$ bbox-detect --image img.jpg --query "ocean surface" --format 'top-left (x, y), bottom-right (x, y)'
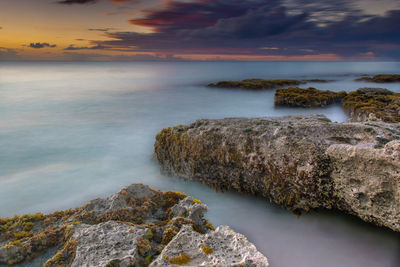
top-left (0, 61), bottom-right (399, 267)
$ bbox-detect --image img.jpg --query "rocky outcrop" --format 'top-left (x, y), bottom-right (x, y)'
top-left (356, 74), bottom-right (400, 83)
top-left (343, 88), bottom-right (400, 123)
top-left (0, 184), bottom-right (268, 266)
top-left (154, 115), bottom-right (400, 232)
top-left (274, 87), bottom-right (347, 108)
top-left (150, 225), bottom-right (268, 267)
top-left (207, 78), bottom-right (334, 90)
top-left (207, 78), bottom-right (304, 90)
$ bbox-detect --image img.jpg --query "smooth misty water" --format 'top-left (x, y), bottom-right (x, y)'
top-left (0, 61), bottom-right (399, 267)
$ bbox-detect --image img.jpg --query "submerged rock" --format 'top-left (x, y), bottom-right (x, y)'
top-left (274, 87), bottom-right (347, 108)
top-left (154, 115), bottom-right (400, 232)
top-left (343, 88), bottom-right (400, 123)
top-left (0, 184), bottom-right (268, 266)
top-left (207, 78), bottom-right (304, 90)
top-left (356, 74), bottom-right (400, 83)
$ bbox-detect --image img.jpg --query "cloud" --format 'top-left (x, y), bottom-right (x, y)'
top-left (57, 0), bottom-right (138, 4)
top-left (57, 0), bottom-right (98, 4)
top-left (62, 51), bottom-right (183, 61)
top-left (82, 0), bottom-right (400, 60)
top-left (29, 42), bottom-right (57, 49)
top-left (64, 44), bottom-right (108, 50)
top-left (88, 28), bottom-right (113, 32)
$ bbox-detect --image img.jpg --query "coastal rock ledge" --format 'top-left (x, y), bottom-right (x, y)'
top-left (0, 184), bottom-right (268, 266)
top-left (154, 114), bottom-right (400, 232)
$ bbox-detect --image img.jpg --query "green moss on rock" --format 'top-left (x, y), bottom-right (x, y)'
top-left (274, 87), bottom-right (347, 108)
top-left (355, 74), bottom-right (400, 83)
top-left (342, 88), bottom-right (400, 122)
top-left (208, 78), bottom-right (304, 90)
top-left (166, 253), bottom-right (191, 265)
top-left (0, 186), bottom-right (202, 266)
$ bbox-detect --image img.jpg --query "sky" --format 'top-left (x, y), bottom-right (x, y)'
top-left (0, 0), bottom-right (399, 61)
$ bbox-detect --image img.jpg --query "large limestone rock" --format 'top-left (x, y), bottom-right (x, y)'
top-left (154, 114), bottom-right (400, 232)
top-left (0, 184), bottom-right (268, 266)
top-left (328, 142), bottom-right (400, 231)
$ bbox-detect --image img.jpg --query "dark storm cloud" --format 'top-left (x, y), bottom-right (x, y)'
top-left (57, 0), bottom-right (138, 4)
top-left (94, 0), bottom-right (399, 59)
top-left (29, 42), bottom-right (57, 49)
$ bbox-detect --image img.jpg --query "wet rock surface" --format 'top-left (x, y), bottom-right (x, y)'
top-left (0, 184), bottom-right (268, 266)
top-left (274, 87), bottom-right (347, 108)
top-left (154, 114), bottom-right (400, 232)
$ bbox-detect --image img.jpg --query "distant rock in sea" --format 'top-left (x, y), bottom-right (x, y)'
top-left (274, 87), bottom-right (347, 108)
top-left (154, 114), bottom-right (400, 232)
top-left (0, 184), bottom-right (268, 266)
top-left (207, 78), bottom-right (304, 90)
top-left (207, 78), bottom-right (333, 90)
top-left (355, 74), bottom-right (400, 83)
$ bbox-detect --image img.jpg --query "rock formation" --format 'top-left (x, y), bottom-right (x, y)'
top-left (154, 115), bottom-right (400, 232)
top-left (0, 184), bottom-right (268, 266)
top-left (356, 74), bottom-right (400, 83)
top-left (343, 88), bottom-right (400, 123)
top-left (207, 78), bottom-right (334, 90)
top-left (274, 87), bottom-right (347, 108)
top-left (207, 78), bottom-right (304, 90)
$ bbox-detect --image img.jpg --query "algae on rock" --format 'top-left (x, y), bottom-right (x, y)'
top-left (154, 115), bottom-right (400, 232)
top-left (342, 88), bottom-right (400, 123)
top-left (0, 184), bottom-right (268, 266)
top-left (207, 78), bottom-right (304, 90)
top-left (356, 74), bottom-right (400, 83)
top-left (274, 87), bottom-right (347, 108)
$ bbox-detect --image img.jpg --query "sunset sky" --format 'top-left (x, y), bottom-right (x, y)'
top-left (1, 0), bottom-right (399, 61)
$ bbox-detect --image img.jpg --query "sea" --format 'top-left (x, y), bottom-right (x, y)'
top-left (0, 61), bottom-right (399, 267)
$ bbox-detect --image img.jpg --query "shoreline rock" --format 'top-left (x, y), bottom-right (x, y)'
top-left (154, 115), bottom-right (400, 232)
top-left (274, 87), bottom-right (347, 108)
top-left (355, 74), bottom-right (400, 83)
top-left (0, 184), bottom-right (268, 266)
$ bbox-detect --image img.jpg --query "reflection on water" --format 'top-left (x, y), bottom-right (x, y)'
top-left (0, 61), bottom-right (399, 267)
